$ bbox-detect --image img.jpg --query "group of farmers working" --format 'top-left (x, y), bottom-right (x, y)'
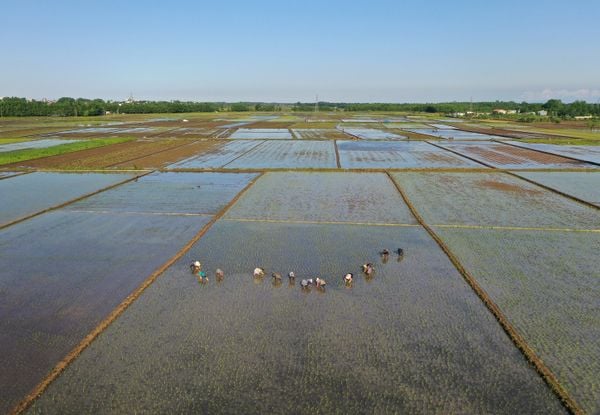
top-left (189, 248), bottom-right (403, 289)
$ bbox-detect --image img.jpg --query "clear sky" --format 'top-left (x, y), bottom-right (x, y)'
top-left (1, 0), bottom-right (599, 102)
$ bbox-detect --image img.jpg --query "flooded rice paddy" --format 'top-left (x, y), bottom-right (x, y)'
top-left (65, 172), bottom-right (258, 215)
top-left (436, 141), bottom-right (595, 169)
top-left (229, 128), bottom-right (293, 139)
top-left (225, 140), bottom-right (337, 169)
top-left (337, 140), bottom-right (482, 168)
top-left (433, 227), bottom-right (600, 414)
top-left (513, 171), bottom-right (600, 206)
top-left (27, 221), bottom-right (565, 414)
top-left (225, 172), bottom-right (416, 224)
top-left (0, 210), bottom-right (211, 414)
top-left (340, 127), bottom-right (406, 140)
top-left (291, 129), bottom-right (350, 139)
top-left (0, 172), bottom-right (134, 226)
top-left (393, 171), bottom-right (600, 229)
top-left (506, 141), bottom-right (600, 165)
top-left (0, 138), bottom-right (81, 153)
top-left (168, 140), bottom-right (265, 169)
top-left (406, 129), bottom-right (506, 140)
top-left (3, 116), bottom-right (600, 413)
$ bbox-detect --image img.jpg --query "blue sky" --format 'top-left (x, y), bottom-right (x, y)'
top-left (1, 0), bottom-right (599, 102)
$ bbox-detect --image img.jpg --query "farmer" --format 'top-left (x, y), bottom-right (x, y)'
top-left (191, 261), bottom-right (208, 283)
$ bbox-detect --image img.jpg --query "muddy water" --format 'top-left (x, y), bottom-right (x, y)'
top-left (28, 221), bottom-right (565, 414)
top-left (0, 172), bottom-right (134, 225)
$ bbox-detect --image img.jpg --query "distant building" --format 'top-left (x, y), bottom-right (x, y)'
top-left (537, 110), bottom-right (548, 116)
top-left (506, 109), bottom-right (517, 114)
top-left (493, 109), bottom-right (507, 114)
top-left (574, 115), bottom-right (593, 120)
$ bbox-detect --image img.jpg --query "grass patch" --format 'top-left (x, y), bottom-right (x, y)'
top-left (0, 137), bottom-right (133, 166)
top-left (0, 138), bottom-right (30, 144)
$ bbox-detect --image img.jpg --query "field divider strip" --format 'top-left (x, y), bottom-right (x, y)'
top-left (220, 140), bottom-right (267, 168)
top-left (432, 223), bottom-right (599, 233)
top-left (222, 217), bottom-right (420, 227)
top-left (0, 171), bottom-right (31, 180)
top-left (65, 209), bottom-right (215, 217)
top-left (10, 171), bottom-right (265, 415)
top-left (495, 140), bottom-right (600, 167)
top-left (333, 140), bottom-right (341, 168)
top-left (0, 171), bottom-right (153, 232)
top-left (385, 171), bottom-right (583, 415)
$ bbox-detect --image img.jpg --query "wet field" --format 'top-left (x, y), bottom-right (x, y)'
top-left (2, 115), bottom-right (600, 414)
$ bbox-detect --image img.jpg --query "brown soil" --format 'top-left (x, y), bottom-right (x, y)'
top-left (476, 179), bottom-right (543, 195)
top-left (10, 139), bottom-right (208, 169)
top-left (111, 140), bottom-right (220, 168)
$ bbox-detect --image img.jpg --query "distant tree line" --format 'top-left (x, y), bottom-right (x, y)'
top-left (291, 100), bottom-right (600, 118)
top-left (0, 97), bottom-right (598, 118)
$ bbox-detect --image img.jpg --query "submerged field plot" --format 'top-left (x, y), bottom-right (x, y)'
top-left (27, 221), bottom-right (564, 414)
top-left (228, 128), bottom-right (292, 139)
top-left (225, 140), bottom-right (337, 169)
top-left (168, 140), bottom-right (265, 169)
top-left (513, 171), bottom-right (600, 206)
top-left (65, 172), bottom-right (259, 215)
top-left (225, 172), bottom-right (416, 224)
top-left (432, 228), bottom-right (600, 414)
top-left (392, 171), bottom-right (600, 229)
top-left (505, 141), bottom-right (600, 165)
top-left (0, 172), bottom-right (258, 414)
top-left (406, 129), bottom-right (506, 140)
top-left (435, 141), bottom-right (594, 169)
top-left (337, 140), bottom-right (483, 169)
top-left (339, 127), bottom-right (406, 140)
top-left (291, 129), bottom-right (350, 139)
top-left (0, 172), bottom-right (135, 226)
top-left (0, 211), bottom-right (211, 414)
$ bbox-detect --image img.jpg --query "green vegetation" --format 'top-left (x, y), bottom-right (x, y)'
top-left (2, 97), bottom-right (599, 119)
top-left (0, 138), bottom-right (29, 144)
top-left (0, 137), bottom-right (132, 166)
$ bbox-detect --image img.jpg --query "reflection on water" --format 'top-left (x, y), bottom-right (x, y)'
top-left (29, 221), bottom-right (565, 414)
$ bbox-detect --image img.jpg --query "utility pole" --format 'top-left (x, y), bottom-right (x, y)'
top-left (314, 94), bottom-right (319, 113)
